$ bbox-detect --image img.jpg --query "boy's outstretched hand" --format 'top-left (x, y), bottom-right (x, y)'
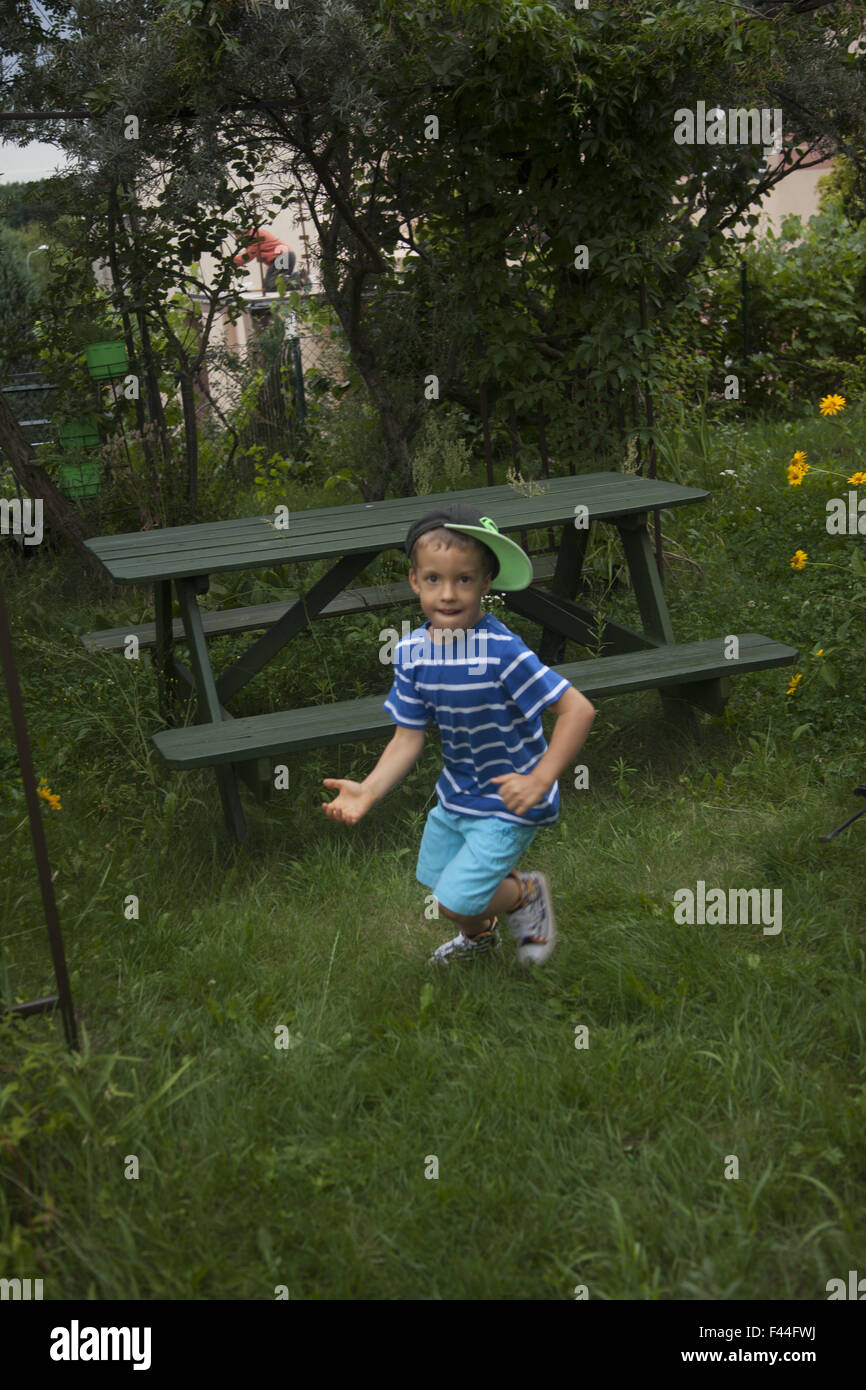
top-left (321, 778), bottom-right (375, 825)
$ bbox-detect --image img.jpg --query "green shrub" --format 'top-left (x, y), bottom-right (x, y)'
top-left (409, 407), bottom-right (473, 495)
top-left (712, 204), bottom-right (866, 414)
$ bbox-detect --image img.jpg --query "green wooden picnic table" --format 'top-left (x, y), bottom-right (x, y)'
top-left (82, 473), bottom-right (798, 842)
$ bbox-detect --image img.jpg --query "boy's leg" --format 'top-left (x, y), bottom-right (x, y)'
top-left (433, 812), bottom-right (556, 964)
top-left (426, 813), bottom-right (540, 962)
top-left (439, 871), bottom-right (526, 936)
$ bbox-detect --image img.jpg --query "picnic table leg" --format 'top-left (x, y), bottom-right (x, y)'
top-left (164, 650), bottom-right (275, 806)
top-left (175, 576), bottom-right (247, 842)
top-left (154, 580), bottom-right (179, 721)
top-left (538, 523), bottom-right (590, 666)
top-left (617, 516), bottom-right (700, 733)
top-left (617, 516), bottom-right (675, 644)
top-left (215, 548), bottom-right (380, 706)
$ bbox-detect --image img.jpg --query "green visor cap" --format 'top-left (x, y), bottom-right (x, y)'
top-left (405, 505), bottom-right (533, 591)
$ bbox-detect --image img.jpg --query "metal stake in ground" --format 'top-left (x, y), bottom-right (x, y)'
top-left (818, 784), bottom-right (866, 842)
top-left (0, 575), bottom-right (78, 1050)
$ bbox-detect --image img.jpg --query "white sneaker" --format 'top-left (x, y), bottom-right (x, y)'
top-left (508, 872), bottom-right (557, 965)
top-left (428, 920), bottom-right (501, 965)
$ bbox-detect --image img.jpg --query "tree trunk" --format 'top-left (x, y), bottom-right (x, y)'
top-left (319, 256), bottom-right (419, 500)
top-left (347, 344), bottom-right (415, 500)
top-left (107, 183), bottom-right (156, 482)
top-left (179, 375), bottom-right (199, 517)
top-left (118, 182), bottom-right (173, 468)
top-left (0, 389), bottom-right (105, 578)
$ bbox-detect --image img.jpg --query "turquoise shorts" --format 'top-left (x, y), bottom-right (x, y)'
top-left (416, 801), bottom-right (539, 917)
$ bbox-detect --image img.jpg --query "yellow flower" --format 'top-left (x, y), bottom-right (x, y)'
top-left (791, 550), bottom-right (808, 570)
top-left (847, 471), bottom-right (866, 486)
top-left (786, 673), bottom-right (803, 694)
top-left (37, 780), bottom-right (62, 811)
top-left (787, 463), bottom-right (809, 485)
top-left (819, 394), bottom-right (845, 415)
top-left (791, 450), bottom-right (807, 467)
top-left (816, 649), bottom-right (823, 656)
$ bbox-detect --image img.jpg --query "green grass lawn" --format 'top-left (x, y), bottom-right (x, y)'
top-left (1, 408), bottom-right (864, 1299)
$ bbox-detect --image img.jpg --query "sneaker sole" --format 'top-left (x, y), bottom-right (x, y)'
top-left (516, 874), bottom-right (557, 966)
top-left (429, 927), bottom-right (502, 965)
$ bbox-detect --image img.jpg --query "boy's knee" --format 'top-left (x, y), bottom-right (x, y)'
top-left (439, 901), bottom-right (476, 925)
top-left (438, 901), bottom-right (463, 922)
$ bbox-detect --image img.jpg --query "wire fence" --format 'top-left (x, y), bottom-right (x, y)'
top-left (201, 292), bottom-right (346, 471)
top-left (0, 291), bottom-right (342, 523)
top-left (1, 369), bottom-right (57, 450)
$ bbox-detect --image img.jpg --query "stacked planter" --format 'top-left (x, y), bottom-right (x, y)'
top-left (57, 416), bottom-right (101, 498)
top-left (56, 342), bottom-right (128, 499)
top-left (84, 341), bottom-right (129, 380)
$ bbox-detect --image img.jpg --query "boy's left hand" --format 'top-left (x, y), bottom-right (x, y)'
top-left (489, 771), bottom-right (549, 815)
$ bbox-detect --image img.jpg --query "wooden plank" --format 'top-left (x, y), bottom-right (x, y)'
top-left (80, 557), bottom-right (560, 652)
top-left (154, 579), bottom-right (174, 719)
top-left (617, 516), bottom-right (675, 645)
top-left (85, 476), bottom-right (706, 554)
top-left (165, 654), bottom-right (274, 802)
top-left (152, 633), bottom-right (798, 768)
top-left (505, 586), bottom-right (655, 657)
top-left (215, 549), bottom-right (382, 705)
top-left (88, 481), bottom-right (707, 562)
top-left (538, 521), bottom-right (589, 666)
top-left (81, 582), bottom-right (416, 651)
top-left (663, 675), bottom-right (731, 717)
top-left (84, 476), bottom-right (710, 583)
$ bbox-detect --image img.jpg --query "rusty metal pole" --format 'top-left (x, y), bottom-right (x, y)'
top-left (0, 574), bottom-right (78, 1051)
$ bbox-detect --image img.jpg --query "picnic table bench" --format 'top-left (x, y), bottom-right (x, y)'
top-left (81, 474), bottom-right (798, 842)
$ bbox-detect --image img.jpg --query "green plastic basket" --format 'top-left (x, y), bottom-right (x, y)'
top-left (85, 340), bottom-right (128, 379)
top-left (58, 459), bottom-right (101, 500)
top-left (58, 416), bottom-right (100, 449)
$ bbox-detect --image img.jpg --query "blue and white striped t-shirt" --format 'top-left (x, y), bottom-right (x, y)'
top-left (383, 612), bottom-right (572, 826)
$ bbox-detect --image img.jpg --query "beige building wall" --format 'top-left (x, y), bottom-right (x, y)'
top-left (200, 198), bottom-right (319, 353)
top-left (195, 186), bottom-right (323, 415)
top-left (729, 147), bottom-right (837, 242)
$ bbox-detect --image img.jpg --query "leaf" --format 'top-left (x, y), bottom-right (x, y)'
top-left (257, 1226), bottom-right (274, 1268)
top-left (128, 1057), bottom-right (202, 1123)
top-left (818, 662), bottom-right (838, 689)
top-left (418, 982), bottom-right (434, 1028)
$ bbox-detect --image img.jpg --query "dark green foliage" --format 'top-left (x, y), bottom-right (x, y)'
top-left (0, 179), bottom-right (63, 231)
top-left (710, 205), bottom-right (866, 414)
top-left (0, 224), bottom-right (35, 370)
top-left (4, 0), bottom-right (863, 502)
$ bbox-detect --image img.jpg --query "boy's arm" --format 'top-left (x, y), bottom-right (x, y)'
top-left (361, 725), bottom-right (426, 804)
top-left (491, 686), bottom-right (595, 814)
top-left (322, 724), bottom-right (426, 823)
top-left (529, 686), bottom-right (595, 793)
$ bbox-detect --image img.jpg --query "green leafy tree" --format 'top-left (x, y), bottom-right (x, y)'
top-left (0, 223), bottom-right (35, 372)
top-left (817, 144), bottom-right (866, 226)
top-left (3, 0), bottom-right (865, 505)
top-left (0, 178), bottom-right (62, 232)
top-left (709, 202), bottom-right (866, 410)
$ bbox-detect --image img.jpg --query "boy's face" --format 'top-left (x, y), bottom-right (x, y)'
top-left (409, 536), bottom-right (492, 635)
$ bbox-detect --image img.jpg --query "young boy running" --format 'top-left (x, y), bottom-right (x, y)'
top-left (321, 504), bottom-right (596, 965)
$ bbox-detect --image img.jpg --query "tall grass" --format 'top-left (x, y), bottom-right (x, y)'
top-left (1, 415), bottom-right (864, 1299)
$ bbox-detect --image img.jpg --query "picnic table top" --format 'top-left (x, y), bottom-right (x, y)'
top-left (84, 473), bottom-right (709, 584)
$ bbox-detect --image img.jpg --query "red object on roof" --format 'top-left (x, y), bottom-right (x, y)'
top-left (233, 227), bottom-right (292, 266)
